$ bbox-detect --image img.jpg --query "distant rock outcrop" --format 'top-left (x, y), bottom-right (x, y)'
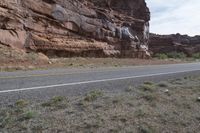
top-left (0, 0), bottom-right (150, 58)
top-left (149, 33), bottom-right (200, 56)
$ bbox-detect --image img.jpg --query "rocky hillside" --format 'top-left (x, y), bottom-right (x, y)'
top-left (0, 0), bottom-right (150, 58)
top-left (149, 33), bottom-right (200, 56)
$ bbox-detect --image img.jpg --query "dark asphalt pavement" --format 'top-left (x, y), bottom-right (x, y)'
top-left (0, 63), bottom-right (200, 106)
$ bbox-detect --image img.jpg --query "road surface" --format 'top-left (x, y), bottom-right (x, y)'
top-left (0, 63), bottom-right (200, 106)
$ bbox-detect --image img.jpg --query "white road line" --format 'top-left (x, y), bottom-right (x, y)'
top-left (0, 69), bottom-right (200, 94)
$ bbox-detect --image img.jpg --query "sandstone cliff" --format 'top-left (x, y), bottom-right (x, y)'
top-left (149, 33), bottom-right (200, 56)
top-left (0, 0), bottom-right (150, 58)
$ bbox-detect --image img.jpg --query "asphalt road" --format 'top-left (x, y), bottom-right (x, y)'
top-left (1, 62), bottom-right (200, 106)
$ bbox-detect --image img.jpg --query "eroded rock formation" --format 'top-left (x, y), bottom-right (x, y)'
top-left (149, 33), bottom-right (200, 56)
top-left (0, 0), bottom-right (150, 58)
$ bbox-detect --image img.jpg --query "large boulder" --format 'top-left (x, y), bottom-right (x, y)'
top-left (0, 0), bottom-right (150, 58)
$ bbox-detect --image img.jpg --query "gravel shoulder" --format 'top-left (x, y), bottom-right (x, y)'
top-left (1, 75), bottom-right (200, 132)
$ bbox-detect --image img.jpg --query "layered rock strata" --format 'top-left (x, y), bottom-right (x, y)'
top-left (0, 0), bottom-right (150, 58)
top-left (149, 33), bottom-right (200, 56)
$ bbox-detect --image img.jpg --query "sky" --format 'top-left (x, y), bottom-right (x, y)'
top-left (146, 0), bottom-right (200, 36)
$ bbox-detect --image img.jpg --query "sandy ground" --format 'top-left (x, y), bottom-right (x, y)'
top-left (2, 43), bottom-right (200, 72)
top-left (0, 55), bottom-right (190, 72)
top-left (0, 75), bottom-right (200, 132)
top-left (0, 44), bottom-right (195, 72)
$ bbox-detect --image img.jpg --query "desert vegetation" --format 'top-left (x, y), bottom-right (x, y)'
top-left (1, 76), bottom-right (200, 132)
top-left (154, 52), bottom-right (186, 59)
top-left (154, 52), bottom-right (200, 60)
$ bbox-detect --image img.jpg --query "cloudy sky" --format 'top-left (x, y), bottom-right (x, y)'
top-left (146, 0), bottom-right (200, 36)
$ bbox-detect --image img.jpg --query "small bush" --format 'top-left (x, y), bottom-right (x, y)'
top-left (157, 82), bottom-right (169, 88)
top-left (23, 111), bottom-right (37, 120)
top-left (144, 81), bottom-right (154, 86)
top-left (142, 94), bottom-right (157, 102)
top-left (154, 52), bottom-right (187, 59)
top-left (51, 96), bottom-right (65, 103)
top-left (135, 109), bottom-right (146, 117)
top-left (125, 86), bottom-right (135, 92)
top-left (192, 53), bottom-right (200, 59)
top-left (154, 53), bottom-right (168, 59)
top-left (84, 90), bottom-right (103, 102)
top-left (17, 110), bottom-right (37, 121)
top-left (167, 52), bottom-right (186, 59)
top-left (15, 99), bottom-right (29, 108)
top-left (26, 52), bottom-right (38, 61)
top-left (139, 84), bottom-right (155, 92)
top-left (41, 96), bottom-right (67, 107)
top-left (19, 111), bottom-right (37, 121)
top-left (138, 124), bottom-right (155, 133)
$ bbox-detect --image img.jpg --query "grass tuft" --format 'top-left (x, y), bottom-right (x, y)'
top-left (41, 96), bottom-right (68, 108)
top-left (15, 99), bottom-right (29, 108)
top-left (138, 124), bottom-right (155, 133)
top-left (84, 90), bottom-right (103, 102)
top-left (125, 86), bottom-right (135, 92)
top-left (139, 84), bottom-right (155, 92)
top-left (135, 109), bottom-right (146, 118)
top-left (23, 111), bottom-right (37, 120)
top-left (157, 82), bottom-right (169, 88)
top-left (144, 81), bottom-right (154, 85)
top-left (142, 93), bottom-right (157, 102)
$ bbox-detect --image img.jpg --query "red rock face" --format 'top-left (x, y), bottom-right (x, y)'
top-left (0, 0), bottom-right (150, 58)
top-left (149, 33), bottom-right (200, 56)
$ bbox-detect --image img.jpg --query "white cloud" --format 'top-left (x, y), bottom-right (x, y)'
top-left (146, 0), bottom-right (200, 36)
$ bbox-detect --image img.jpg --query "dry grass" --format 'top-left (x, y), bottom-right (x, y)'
top-left (0, 43), bottom-right (191, 72)
top-left (1, 76), bottom-right (200, 133)
top-left (0, 45), bottom-right (49, 72)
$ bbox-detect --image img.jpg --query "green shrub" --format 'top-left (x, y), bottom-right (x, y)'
top-left (138, 124), bottom-right (155, 133)
top-left (139, 84), bottom-right (155, 92)
top-left (157, 82), bottom-right (169, 88)
top-left (154, 52), bottom-right (187, 59)
top-left (154, 53), bottom-right (168, 59)
top-left (15, 99), bottom-right (29, 108)
top-left (41, 96), bottom-right (67, 107)
top-left (18, 111), bottom-right (37, 121)
top-left (84, 90), bottom-right (103, 102)
top-left (144, 81), bottom-right (154, 86)
top-left (23, 111), bottom-right (37, 120)
top-left (166, 52), bottom-right (186, 59)
top-left (135, 109), bottom-right (146, 117)
top-left (125, 86), bottom-right (135, 92)
top-left (192, 53), bottom-right (200, 59)
top-left (142, 94), bottom-right (157, 102)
